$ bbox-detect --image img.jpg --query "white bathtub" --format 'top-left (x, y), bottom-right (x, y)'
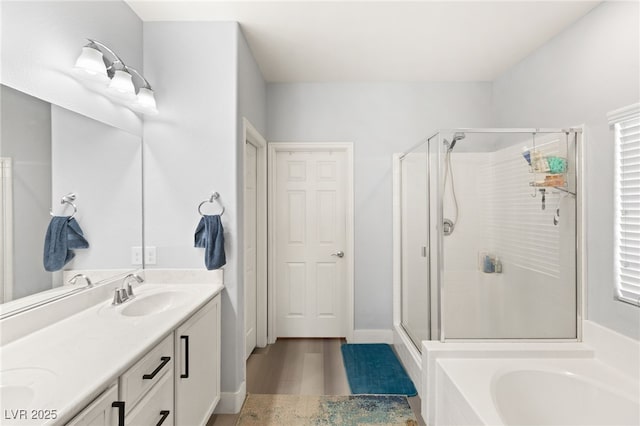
top-left (435, 358), bottom-right (640, 426)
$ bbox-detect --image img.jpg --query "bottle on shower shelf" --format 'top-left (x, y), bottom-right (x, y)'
top-left (522, 147), bottom-right (531, 166)
top-left (483, 254), bottom-right (495, 273)
top-left (531, 150), bottom-right (550, 173)
top-left (495, 257), bottom-right (503, 274)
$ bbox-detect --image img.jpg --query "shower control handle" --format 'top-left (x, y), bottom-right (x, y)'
top-left (443, 219), bottom-right (455, 236)
top-left (331, 251), bottom-right (344, 258)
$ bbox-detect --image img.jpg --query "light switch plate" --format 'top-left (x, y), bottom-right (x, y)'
top-left (145, 246), bottom-right (157, 265)
top-left (131, 247), bottom-right (143, 265)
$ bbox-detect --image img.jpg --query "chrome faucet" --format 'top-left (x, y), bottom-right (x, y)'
top-left (123, 273), bottom-right (144, 298)
top-left (113, 273), bottom-right (144, 305)
top-left (68, 273), bottom-right (93, 288)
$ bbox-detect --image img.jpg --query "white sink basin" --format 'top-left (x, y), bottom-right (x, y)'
top-left (119, 291), bottom-right (190, 317)
top-left (0, 368), bottom-right (57, 411)
top-left (1, 385), bottom-right (35, 407)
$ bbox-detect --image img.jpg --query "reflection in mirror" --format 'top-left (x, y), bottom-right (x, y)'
top-left (0, 84), bottom-right (142, 312)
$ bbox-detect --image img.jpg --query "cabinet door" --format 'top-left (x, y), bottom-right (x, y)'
top-left (174, 296), bottom-right (220, 426)
top-left (66, 383), bottom-right (121, 426)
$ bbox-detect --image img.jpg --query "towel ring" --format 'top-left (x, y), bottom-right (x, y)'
top-left (198, 192), bottom-right (225, 216)
top-left (50, 193), bottom-right (77, 219)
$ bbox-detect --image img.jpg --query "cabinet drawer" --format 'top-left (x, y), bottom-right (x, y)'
top-left (120, 334), bottom-right (173, 413)
top-left (125, 369), bottom-right (174, 426)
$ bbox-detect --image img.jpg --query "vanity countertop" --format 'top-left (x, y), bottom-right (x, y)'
top-left (0, 280), bottom-right (224, 425)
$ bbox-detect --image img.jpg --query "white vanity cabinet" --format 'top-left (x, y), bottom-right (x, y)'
top-left (120, 334), bottom-right (174, 425)
top-left (68, 295), bottom-right (221, 426)
top-left (174, 296), bottom-right (221, 426)
top-left (67, 334), bottom-right (175, 426)
top-left (5, 282), bottom-right (225, 426)
top-left (66, 383), bottom-right (120, 426)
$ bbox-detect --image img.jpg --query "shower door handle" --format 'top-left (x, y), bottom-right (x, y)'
top-left (331, 251), bottom-right (344, 258)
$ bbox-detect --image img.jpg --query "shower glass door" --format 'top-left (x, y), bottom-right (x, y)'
top-left (399, 143), bottom-right (430, 349)
top-left (434, 130), bottom-right (580, 340)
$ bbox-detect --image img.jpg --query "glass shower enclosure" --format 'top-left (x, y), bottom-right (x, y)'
top-left (398, 141), bottom-right (431, 346)
top-left (398, 128), bottom-right (582, 349)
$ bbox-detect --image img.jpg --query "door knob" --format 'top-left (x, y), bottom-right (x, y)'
top-left (331, 251), bottom-right (345, 258)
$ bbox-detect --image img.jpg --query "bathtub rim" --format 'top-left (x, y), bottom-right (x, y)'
top-left (421, 340), bottom-right (594, 426)
top-left (437, 357), bottom-right (640, 426)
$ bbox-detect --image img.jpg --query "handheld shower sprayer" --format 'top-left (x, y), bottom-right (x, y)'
top-left (448, 132), bottom-right (466, 151)
top-left (443, 132), bottom-right (465, 236)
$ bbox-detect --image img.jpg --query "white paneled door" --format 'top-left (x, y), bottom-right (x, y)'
top-left (245, 141), bottom-right (258, 358)
top-left (274, 150), bottom-right (347, 337)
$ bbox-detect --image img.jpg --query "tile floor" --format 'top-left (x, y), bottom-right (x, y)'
top-left (207, 338), bottom-right (424, 425)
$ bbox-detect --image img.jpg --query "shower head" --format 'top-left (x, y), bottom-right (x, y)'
top-left (448, 132), bottom-right (466, 151)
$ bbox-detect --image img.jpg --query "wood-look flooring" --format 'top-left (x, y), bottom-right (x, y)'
top-left (207, 338), bottom-right (425, 426)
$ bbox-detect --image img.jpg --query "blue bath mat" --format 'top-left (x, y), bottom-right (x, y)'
top-left (341, 343), bottom-right (417, 396)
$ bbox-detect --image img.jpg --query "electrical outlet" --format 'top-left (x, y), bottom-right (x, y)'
top-left (131, 247), bottom-right (143, 265)
top-left (145, 246), bottom-right (157, 265)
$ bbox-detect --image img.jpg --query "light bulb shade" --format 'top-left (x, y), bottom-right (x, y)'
top-left (107, 70), bottom-right (136, 101)
top-left (132, 87), bottom-right (159, 115)
top-left (74, 46), bottom-right (109, 84)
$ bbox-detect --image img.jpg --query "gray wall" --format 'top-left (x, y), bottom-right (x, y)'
top-left (267, 82), bottom-right (493, 329)
top-left (1, 0), bottom-right (143, 136)
top-left (238, 30), bottom-right (267, 137)
top-left (237, 24), bottom-right (267, 383)
top-left (144, 21), bottom-right (267, 398)
top-left (492, 1), bottom-right (640, 339)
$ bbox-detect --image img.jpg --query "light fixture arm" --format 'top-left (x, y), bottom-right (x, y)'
top-left (86, 39), bottom-right (152, 91)
top-left (127, 67), bottom-right (153, 90)
top-left (86, 38), bottom-right (127, 70)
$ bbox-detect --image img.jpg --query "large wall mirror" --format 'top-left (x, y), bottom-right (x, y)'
top-left (0, 84), bottom-right (142, 313)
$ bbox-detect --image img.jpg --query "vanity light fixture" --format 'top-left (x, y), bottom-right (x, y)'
top-left (108, 70), bottom-right (136, 101)
top-left (74, 43), bottom-right (109, 84)
top-left (73, 39), bottom-right (158, 115)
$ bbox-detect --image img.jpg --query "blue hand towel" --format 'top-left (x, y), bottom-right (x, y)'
top-left (43, 217), bottom-right (89, 272)
top-left (194, 215), bottom-right (226, 270)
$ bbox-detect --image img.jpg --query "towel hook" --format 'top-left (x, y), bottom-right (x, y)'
top-left (198, 192), bottom-right (225, 216)
top-left (50, 193), bottom-right (77, 219)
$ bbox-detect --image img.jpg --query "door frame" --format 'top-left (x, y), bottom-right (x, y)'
top-left (267, 142), bottom-right (354, 343)
top-left (243, 118), bottom-right (268, 351)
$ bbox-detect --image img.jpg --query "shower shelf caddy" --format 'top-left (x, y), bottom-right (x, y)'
top-left (525, 132), bottom-right (576, 197)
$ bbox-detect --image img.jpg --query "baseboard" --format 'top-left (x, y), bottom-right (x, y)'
top-left (214, 380), bottom-right (246, 414)
top-left (349, 329), bottom-right (394, 344)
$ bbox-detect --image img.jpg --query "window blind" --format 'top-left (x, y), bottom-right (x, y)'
top-left (610, 103), bottom-right (640, 306)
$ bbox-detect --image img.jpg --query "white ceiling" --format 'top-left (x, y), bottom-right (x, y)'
top-left (126, 1), bottom-right (600, 82)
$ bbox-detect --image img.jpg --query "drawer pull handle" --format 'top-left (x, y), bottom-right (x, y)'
top-left (143, 356), bottom-right (171, 380)
top-left (157, 410), bottom-right (170, 426)
top-left (111, 401), bottom-right (125, 426)
top-left (180, 335), bottom-right (190, 378)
